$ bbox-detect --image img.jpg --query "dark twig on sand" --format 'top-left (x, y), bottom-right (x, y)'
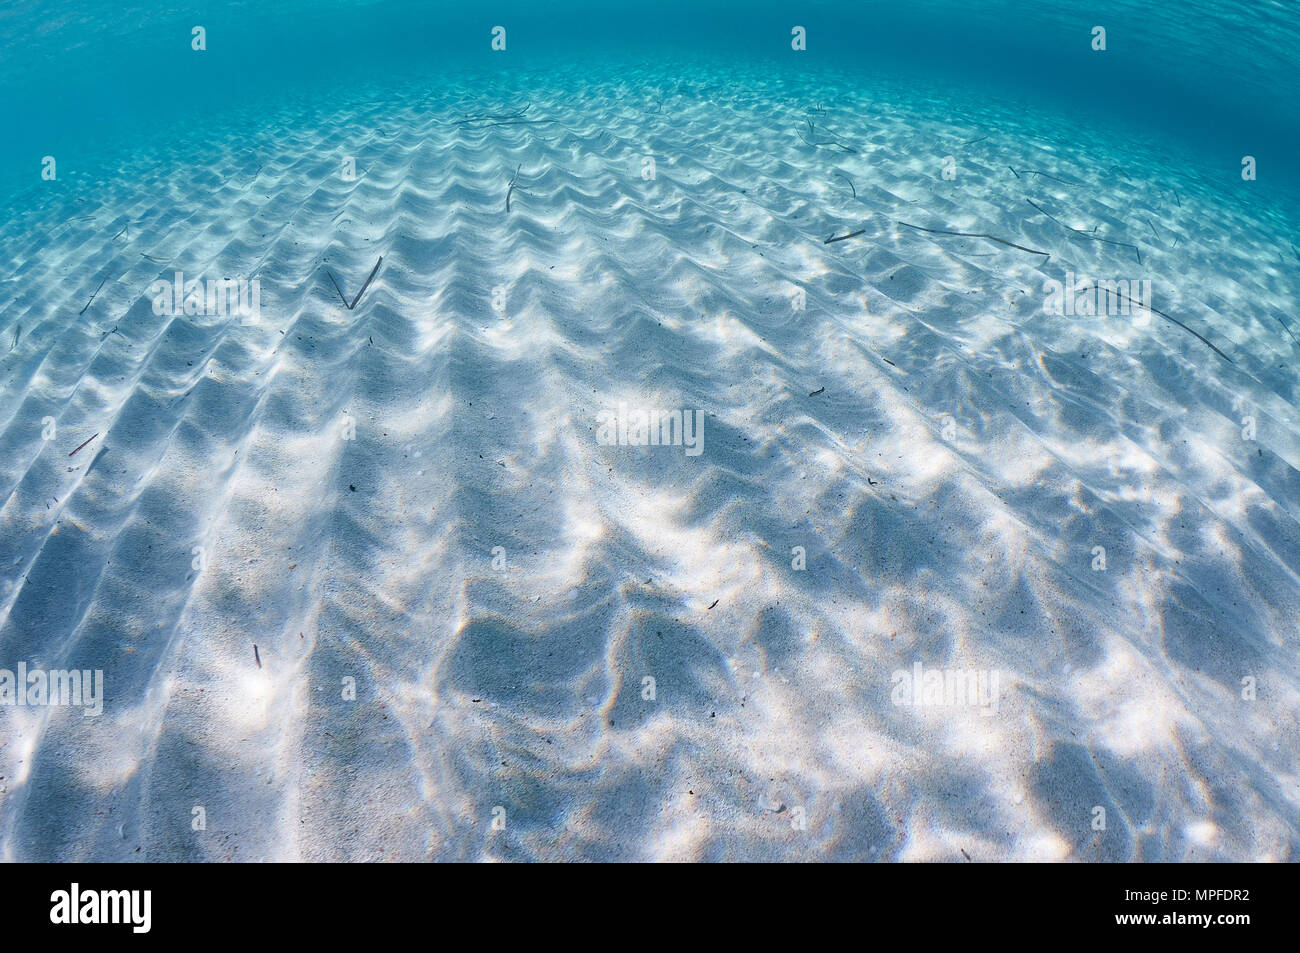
top-left (1271, 312), bottom-right (1300, 351)
top-left (1025, 199), bottom-right (1142, 264)
top-left (1008, 166), bottom-right (1021, 179)
top-left (506, 164), bottom-right (522, 213)
top-left (254, 644), bottom-right (261, 669)
top-left (453, 104), bottom-right (532, 125)
top-left (962, 135), bottom-right (988, 145)
top-left (798, 119), bottom-right (858, 153)
top-left (452, 104), bottom-right (555, 131)
top-left (349, 257), bottom-right (382, 310)
top-left (824, 229), bottom-right (865, 244)
top-left (809, 386), bottom-right (825, 396)
top-left (834, 171), bottom-right (856, 198)
top-left (9, 324), bottom-right (18, 351)
top-left (69, 433), bottom-right (98, 458)
top-left (1145, 218), bottom-right (1161, 242)
top-left (1024, 199), bottom-right (1067, 230)
top-left (79, 273), bottom-right (109, 316)
top-left (897, 221), bottom-right (1050, 260)
top-left (326, 257), bottom-right (384, 310)
top-left (1013, 169), bottom-right (1076, 186)
top-left (326, 270), bottom-right (349, 308)
top-left (1108, 288), bottom-right (1234, 366)
top-left (468, 119), bottom-right (552, 129)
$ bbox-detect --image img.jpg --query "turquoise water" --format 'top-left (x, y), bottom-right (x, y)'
top-left (2, 1), bottom-right (1297, 207)
top-left (2, 2), bottom-right (1299, 862)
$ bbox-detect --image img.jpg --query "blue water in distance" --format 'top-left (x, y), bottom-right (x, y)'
top-left (1, 1), bottom-right (1296, 211)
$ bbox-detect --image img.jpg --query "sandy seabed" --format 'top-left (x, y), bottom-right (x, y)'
top-left (1, 62), bottom-right (1298, 861)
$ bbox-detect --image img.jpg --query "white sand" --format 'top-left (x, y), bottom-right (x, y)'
top-left (1, 62), bottom-right (1298, 861)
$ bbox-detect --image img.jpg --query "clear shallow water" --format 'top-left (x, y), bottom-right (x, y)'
top-left (1, 0), bottom-right (1298, 205)
top-left (0, 4), bottom-right (1298, 862)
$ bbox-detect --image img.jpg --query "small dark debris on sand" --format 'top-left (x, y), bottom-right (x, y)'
top-left (898, 220), bottom-right (1050, 260)
top-left (809, 386), bottom-right (825, 396)
top-left (79, 273), bottom-right (109, 316)
top-left (1025, 199), bottom-right (1141, 264)
top-left (452, 104), bottom-right (552, 129)
top-left (798, 119), bottom-right (858, 153)
top-left (326, 257), bottom-right (383, 310)
top-left (1108, 288), bottom-right (1234, 365)
top-left (506, 164), bottom-right (522, 213)
top-left (1014, 168), bottom-right (1076, 185)
top-left (69, 433), bottom-right (99, 458)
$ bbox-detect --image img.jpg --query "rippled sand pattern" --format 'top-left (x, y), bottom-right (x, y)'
top-left (1, 64), bottom-right (1298, 860)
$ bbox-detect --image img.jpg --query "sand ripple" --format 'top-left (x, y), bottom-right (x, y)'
top-left (1, 63), bottom-right (1298, 860)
